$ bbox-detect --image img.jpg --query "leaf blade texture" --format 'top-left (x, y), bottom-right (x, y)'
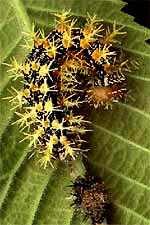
top-left (0, 0), bottom-right (150, 224)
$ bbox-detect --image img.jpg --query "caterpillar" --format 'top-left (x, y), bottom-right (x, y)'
top-left (5, 10), bottom-right (132, 167)
top-left (71, 176), bottom-right (110, 225)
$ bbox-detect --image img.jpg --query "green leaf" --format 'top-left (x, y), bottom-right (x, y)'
top-left (0, 0), bottom-right (150, 225)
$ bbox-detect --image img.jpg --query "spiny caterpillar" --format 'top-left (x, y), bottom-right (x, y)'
top-left (71, 176), bottom-right (110, 225)
top-left (5, 11), bottom-right (133, 167)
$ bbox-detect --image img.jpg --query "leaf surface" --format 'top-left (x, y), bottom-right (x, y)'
top-left (0, 0), bottom-right (150, 224)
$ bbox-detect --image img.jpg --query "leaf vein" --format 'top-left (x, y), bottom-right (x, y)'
top-left (25, 6), bottom-right (150, 36)
top-left (88, 159), bottom-right (150, 191)
top-left (118, 102), bottom-right (150, 119)
top-left (115, 203), bottom-right (150, 223)
top-left (93, 124), bottom-right (150, 154)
